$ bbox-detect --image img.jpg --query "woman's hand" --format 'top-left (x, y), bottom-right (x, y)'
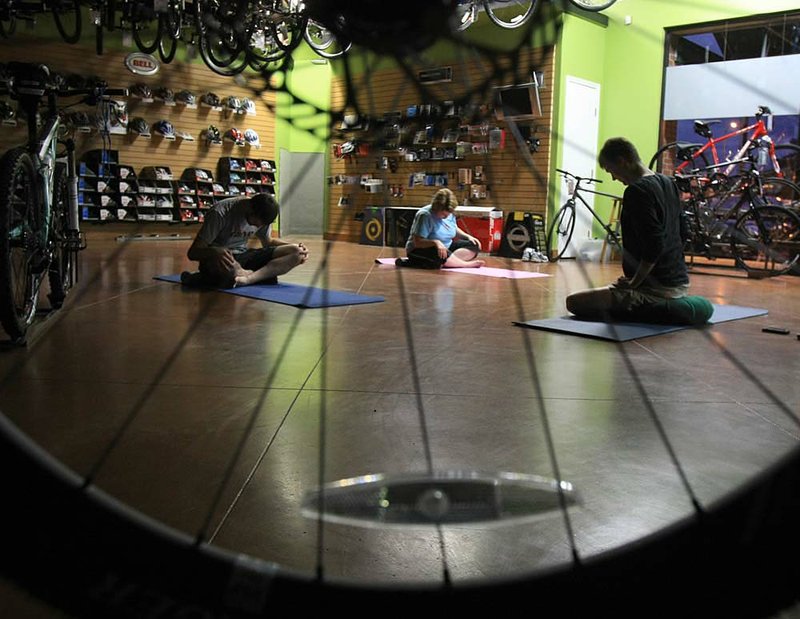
top-left (468, 235), bottom-right (482, 251)
top-left (435, 240), bottom-right (448, 259)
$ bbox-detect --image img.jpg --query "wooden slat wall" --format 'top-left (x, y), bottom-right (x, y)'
top-left (0, 37), bottom-right (276, 191)
top-left (326, 46), bottom-right (555, 242)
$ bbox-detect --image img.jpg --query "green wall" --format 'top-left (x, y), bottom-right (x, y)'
top-left (553, 0), bottom-right (800, 231)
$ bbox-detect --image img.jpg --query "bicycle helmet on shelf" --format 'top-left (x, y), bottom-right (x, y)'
top-left (241, 98), bottom-right (256, 115)
top-left (205, 125), bottom-right (221, 142)
top-left (130, 83), bottom-right (152, 99)
top-left (109, 101), bottom-right (128, 128)
top-left (129, 117), bottom-right (150, 135)
top-left (179, 194), bottom-right (195, 205)
top-left (155, 87), bottom-right (175, 103)
top-left (229, 159), bottom-right (242, 170)
top-left (244, 128), bottom-right (260, 147)
top-left (225, 96), bottom-right (241, 112)
top-left (201, 92), bottom-right (220, 107)
top-left (228, 172), bottom-right (242, 183)
top-left (228, 185), bottom-right (241, 195)
top-left (244, 159), bottom-right (257, 171)
top-left (176, 90), bottom-right (196, 105)
top-left (153, 119), bottom-right (175, 137)
top-left (225, 127), bottom-right (245, 145)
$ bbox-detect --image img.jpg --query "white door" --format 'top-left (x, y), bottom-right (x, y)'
top-left (558, 76), bottom-right (601, 258)
top-left (279, 149), bottom-right (325, 235)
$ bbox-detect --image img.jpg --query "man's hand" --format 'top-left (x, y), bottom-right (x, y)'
top-left (212, 248), bottom-right (236, 272)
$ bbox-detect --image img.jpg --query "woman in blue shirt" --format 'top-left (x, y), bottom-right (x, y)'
top-left (402, 188), bottom-right (485, 268)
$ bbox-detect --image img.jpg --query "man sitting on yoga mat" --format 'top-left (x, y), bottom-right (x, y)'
top-left (399, 188), bottom-right (486, 269)
top-left (566, 137), bottom-right (712, 326)
top-left (182, 193), bottom-right (308, 287)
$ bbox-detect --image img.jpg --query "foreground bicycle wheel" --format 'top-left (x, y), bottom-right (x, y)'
top-left (730, 205), bottom-right (800, 277)
top-left (546, 201), bottom-right (576, 261)
top-left (0, 148), bottom-right (44, 342)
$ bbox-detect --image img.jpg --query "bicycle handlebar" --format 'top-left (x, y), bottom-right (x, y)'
top-left (556, 168), bottom-right (602, 184)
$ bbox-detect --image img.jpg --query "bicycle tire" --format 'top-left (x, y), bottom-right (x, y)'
top-left (303, 20), bottom-right (352, 59)
top-left (161, 4), bottom-right (182, 41)
top-left (546, 201), bottom-right (576, 261)
top-left (648, 141), bottom-right (710, 173)
top-left (730, 205), bottom-right (800, 277)
top-left (47, 164), bottom-right (72, 309)
top-left (51, 0), bottom-right (82, 44)
top-left (773, 143), bottom-right (800, 186)
top-left (482, 0), bottom-right (538, 29)
top-left (132, 17), bottom-right (162, 54)
top-left (199, 31), bottom-right (248, 76)
top-left (567, 0), bottom-right (617, 11)
top-left (158, 22), bottom-right (178, 64)
top-left (760, 177), bottom-right (800, 212)
top-left (0, 148), bottom-right (43, 342)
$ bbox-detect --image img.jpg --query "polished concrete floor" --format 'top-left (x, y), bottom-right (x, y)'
top-left (1, 227), bottom-right (799, 615)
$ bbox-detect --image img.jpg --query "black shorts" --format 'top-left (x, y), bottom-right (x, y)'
top-left (198, 247), bottom-right (276, 287)
top-left (235, 247), bottom-right (276, 270)
top-left (407, 239), bottom-right (479, 269)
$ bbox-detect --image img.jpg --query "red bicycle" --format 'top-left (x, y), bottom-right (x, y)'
top-left (649, 105), bottom-right (800, 180)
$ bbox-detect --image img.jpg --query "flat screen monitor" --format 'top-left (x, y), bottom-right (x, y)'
top-left (494, 82), bottom-right (541, 122)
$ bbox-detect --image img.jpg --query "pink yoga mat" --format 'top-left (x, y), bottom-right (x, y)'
top-left (374, 258), bottom-right (549, 279)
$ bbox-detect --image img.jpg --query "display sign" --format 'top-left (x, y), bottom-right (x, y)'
top-left (418, 67), bottom-right (452, 84)
top-left (125, 53), bottom-right (160, 76)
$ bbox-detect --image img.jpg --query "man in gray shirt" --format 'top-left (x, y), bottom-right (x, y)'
top-left (183, 193), bottom-right (308, 287)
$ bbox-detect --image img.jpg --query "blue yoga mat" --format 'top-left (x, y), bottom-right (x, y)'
top-left (513, 304), bottom-right (768, 342)
top-left (154, 275), bottom-right (384, 309)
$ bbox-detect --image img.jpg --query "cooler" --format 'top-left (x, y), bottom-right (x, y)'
top-left (455, 205), bottom-right (503, 254)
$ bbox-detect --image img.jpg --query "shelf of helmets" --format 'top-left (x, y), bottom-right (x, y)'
top-left (178, 168), bottom-right (228, 223)
top-left (217, 157), bottom-right (277, 200)
top-left (126, 88), bottom-right (259, 147)
top-left (78, 150), bottom-right (140, 223)
top-left (136, 166), bottom-right (178, 222)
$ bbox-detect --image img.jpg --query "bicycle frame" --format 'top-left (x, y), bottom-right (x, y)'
top-left (675, 108), bottom-right (781, 177)
top-left (564, 173), bottom-right (622, 248)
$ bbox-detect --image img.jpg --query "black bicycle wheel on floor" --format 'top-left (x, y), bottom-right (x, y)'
top-left (0, 148), bottom-right (44, 342)
top-left (648, 141), bottom-right (710, 173)
top-left (730, 205), bottom-right (800, 277)
top-left (546, 201), bottom-right (576, 261)
top-left (47, 164), bottom-right (73, 309)
top-left (482, 0), bottom-right (539, 29)
top-left (50, 0), bottom-right (82, 44)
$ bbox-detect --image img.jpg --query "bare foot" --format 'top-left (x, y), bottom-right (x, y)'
top-left (469, 260), bottom-right (485, 268)
top-left (234, 272), bottom-right (254, 287)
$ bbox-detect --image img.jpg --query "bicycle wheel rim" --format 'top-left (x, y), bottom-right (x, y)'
top-left (546, 203), bottom-right (575, 261)
top-left (51, 0), bottom-right (82, 44)
top-left (730, 205), bottom-right (800, 276)
top-left (566, 0), bottom-right (617, 11)
top-left (483, 0), bottom-right (538, 29)
top-left (0, 149), bottom-right (41, 341)
top-left (759, 177), bottom-right (800, 211)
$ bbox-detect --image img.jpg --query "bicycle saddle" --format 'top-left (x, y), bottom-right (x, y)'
top-left (693, 119), bottom-right (719, 138)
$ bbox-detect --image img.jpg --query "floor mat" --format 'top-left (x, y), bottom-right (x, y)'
top-left (512, 304), bottom-right (768, 342)
top-left (374, 258), bottom-right (549, 279)
top-left (154, 275), bottom-right (385, 308)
